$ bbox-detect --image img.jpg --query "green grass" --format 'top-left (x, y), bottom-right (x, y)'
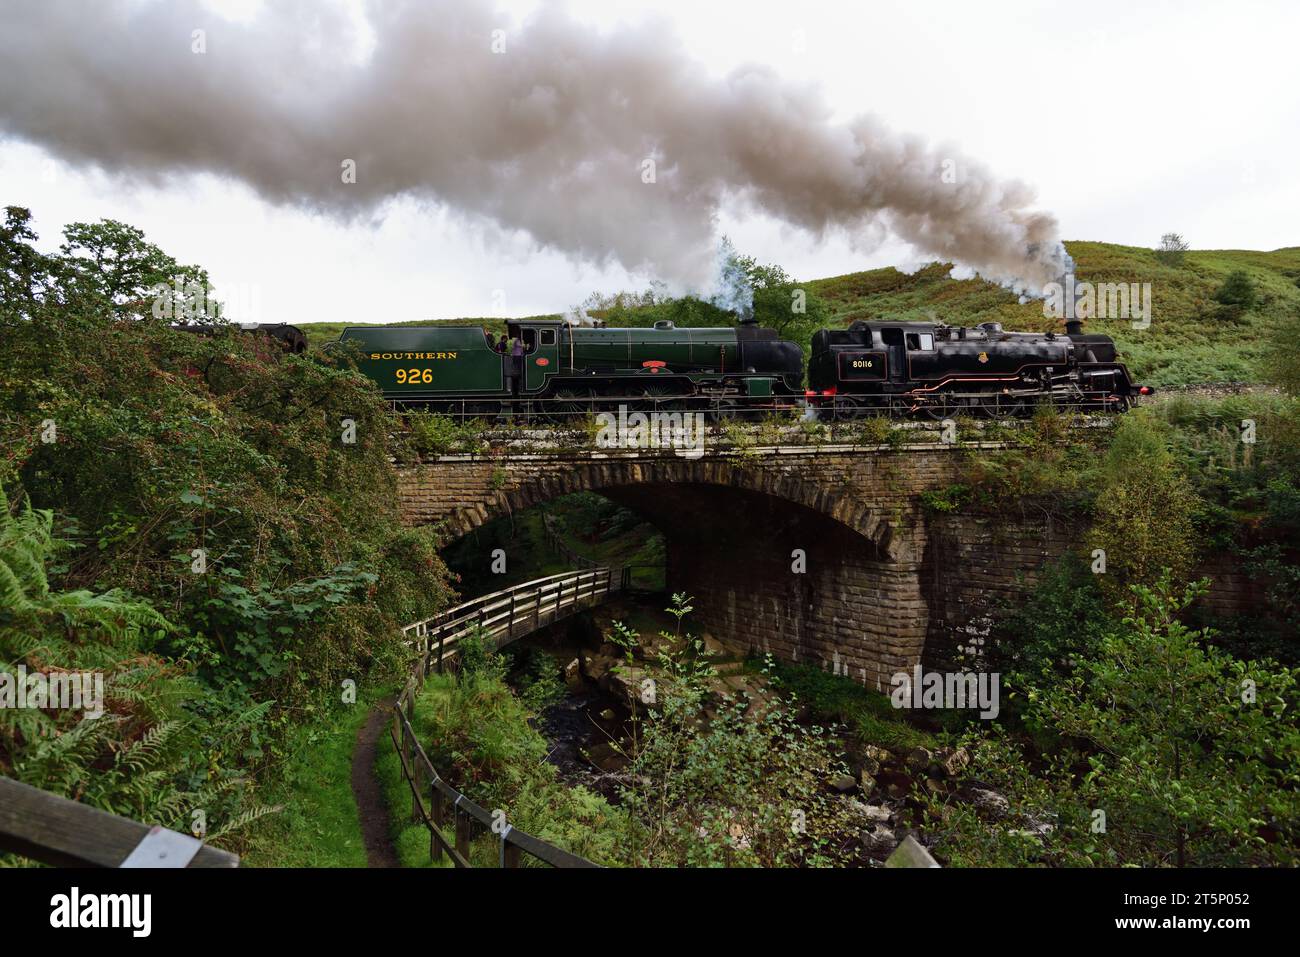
top-left (239, 678), bottom-right (454, 868)
top-left (295, 241), bottom-right (1300, 388)
top-left (376, 722), bottom-right (450, 868)
top-left (240, 688), bottom-right (392, 868)
top-left (408, 669), bottom-right (628, 865)
top-left (762, 659), bottom-right (942, 752)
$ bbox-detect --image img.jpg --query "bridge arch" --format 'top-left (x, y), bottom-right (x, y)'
top-left (430, 457), bottom-right (907, 562)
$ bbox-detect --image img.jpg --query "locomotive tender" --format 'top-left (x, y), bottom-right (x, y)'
top-left (333, 314), bottom-right (1148, 418)
top-left (336, 316), bottom-right (805, 414)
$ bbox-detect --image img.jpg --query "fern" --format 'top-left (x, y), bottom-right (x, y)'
top-left (0, 486), bottom-right (260, 847)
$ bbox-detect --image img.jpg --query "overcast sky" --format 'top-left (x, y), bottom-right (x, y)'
top-left (3, 0), bottom-right (1298, 324)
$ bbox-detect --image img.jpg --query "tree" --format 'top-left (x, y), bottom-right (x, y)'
top-left (729, 247), bottom-right (831, 349)
top-left (1213, 269), bottom-right (1257, 321)
top-left (1154, 232), bottom-right (1190, 267)
top-left (1087, 414), bottom-right (1199, 602)
top-left (0, 207), bottom-right (58, 321)
top-left (610, 595), bottom-right (857, 867)
top-left (1035, 575), bottom-right (1300, 866)
top-left (926, 575), bottom-right (1300, 867)
top-left (59, 219), bottom-right (212, 321)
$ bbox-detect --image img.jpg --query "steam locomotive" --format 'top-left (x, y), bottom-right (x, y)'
top-left (334, 318), bottom-right (805, 415)
top-left (330, 314), bottom-right (1148, 418)
top-left (807, 317), bottom-right (1151, 418)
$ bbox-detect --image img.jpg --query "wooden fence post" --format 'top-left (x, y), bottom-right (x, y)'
top-left (430, 785), bottom-right (444, 863)
top-left (455, 807), bottom-right (472, 862)
top-left (411, 757), bottom-right (422, 824)
top-left (501, 835), bottom-right (521, 868)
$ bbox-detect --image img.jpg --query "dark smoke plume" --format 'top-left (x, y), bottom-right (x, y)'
top-left (0, 0), bottom-right (1071, 294)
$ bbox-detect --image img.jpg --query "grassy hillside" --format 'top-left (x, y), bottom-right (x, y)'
top-left (295, 241), bottom-right (1300, 387)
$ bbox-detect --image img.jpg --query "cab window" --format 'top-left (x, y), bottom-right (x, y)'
top-left (906, 332), bottom-right (935, 351)
top-left (540, 329), bottom-right (557, 346)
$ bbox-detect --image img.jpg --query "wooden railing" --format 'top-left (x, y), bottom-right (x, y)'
top-left (543, 511), bottom-right (664, 593)
top-left (0, 776), bottom-right (240, 868)
top-left (541, 511), bottom-right (601, 570)
top-left (390, 568), bottom-right (621, 868)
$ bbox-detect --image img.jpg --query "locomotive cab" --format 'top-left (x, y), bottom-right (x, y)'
top-left (505, 319), bottom-right (561, 392)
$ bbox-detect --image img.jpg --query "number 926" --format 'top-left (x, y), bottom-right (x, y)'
top-left (396, 368), bottom-right (434, 385)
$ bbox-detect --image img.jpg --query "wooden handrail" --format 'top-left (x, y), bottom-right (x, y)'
top-left (542, 512), bottom-right (600, 570)
top-left (392, 567), bottom-right (622, 868)
top-left (0, 777), bottom-right (240, 868)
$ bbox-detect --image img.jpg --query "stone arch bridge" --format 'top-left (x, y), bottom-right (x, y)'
top-left (395, 437), bottom-right (1084, 690)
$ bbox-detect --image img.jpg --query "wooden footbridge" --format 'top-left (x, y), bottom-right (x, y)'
top-left (390, 565), bottom-right (625, 868)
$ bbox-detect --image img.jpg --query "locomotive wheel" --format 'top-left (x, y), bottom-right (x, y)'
top-left (978, 392), bottom-right (1027, 419)
top-left (919, 394), bottom-right (951, 421)
top-left (632, 381), bottom-right (678, 411)
top-left (708, 398), bottom-right (740, 423)
top-left (832, 395), bottom-right (866, 421)
top-left (553, 388), bottom-right (595, 419)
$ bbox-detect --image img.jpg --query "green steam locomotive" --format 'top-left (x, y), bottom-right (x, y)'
top-left (334, 316), bottom-right (806, 414)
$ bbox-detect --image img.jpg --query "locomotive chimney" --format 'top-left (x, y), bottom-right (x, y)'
top-left (1065, 319), bottom-right (1084, 336)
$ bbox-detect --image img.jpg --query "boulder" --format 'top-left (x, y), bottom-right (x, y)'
top-left (935, 747), bottom-right (970, 778)
top-left (606, 664), bottom-right (656, 708)
top-left (563, 658), bottom-right (583, 690)
top-left (878, 769), bottom-right (913, 800)
top-left (969, 787), bottom-right (1011, 818)
top-left (582, 741), bottom-right (628, 773)
top-left (861, 824), bottom-right (898, 856)
top-left (580, 653), bottom-right (616, 683)
top-left (859, 744), bottom-right (891, 776)
top-left (842, 799), bottom-right (892, 824)
top-left (905, 746), bottom-right (933, 772)
top-left (884, 834), bottom-right (941, 868)
top-left (830, 773), bottom-right (859, 794)
top-left (863, 744), bottom-right (892, 764)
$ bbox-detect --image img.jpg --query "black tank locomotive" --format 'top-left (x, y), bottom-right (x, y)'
top-left (808, 319), bottom-right (1150, 418)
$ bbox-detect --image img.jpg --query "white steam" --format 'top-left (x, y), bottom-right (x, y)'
top-left (0, 0), bottom-right (1072, 295)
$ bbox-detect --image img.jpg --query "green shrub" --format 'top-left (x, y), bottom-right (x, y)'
top-left (0, 206), bottom-right (456, 850)
top-left (1213, 269), bottom-right (1258, 321)
top-left (1087, 414), bottom-right (1199, 600)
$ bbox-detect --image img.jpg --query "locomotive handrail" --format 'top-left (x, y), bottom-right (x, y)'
top-left (392, 567), bottom-right (621, 868)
